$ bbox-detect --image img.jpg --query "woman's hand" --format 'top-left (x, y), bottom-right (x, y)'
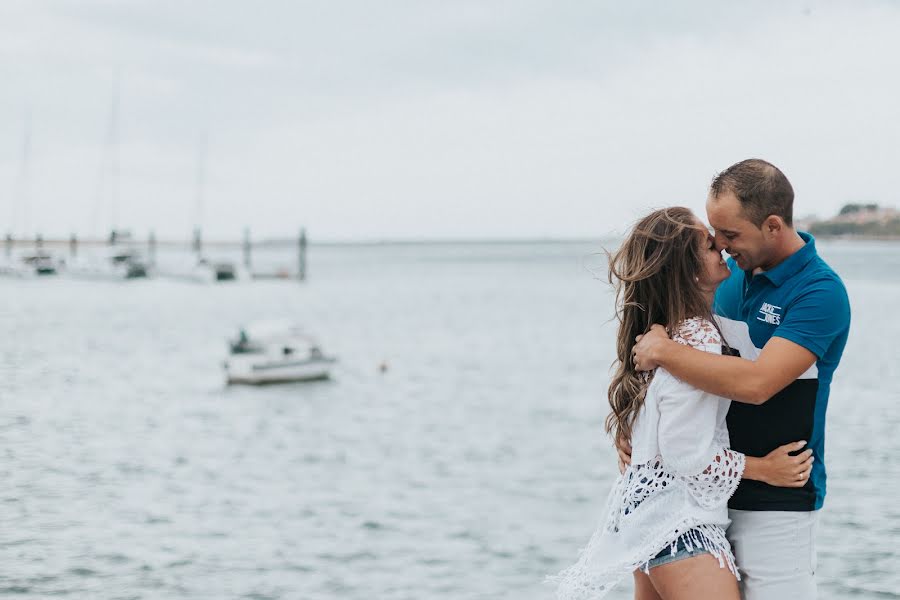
top-left (745, 441), bottom-right (814, 488)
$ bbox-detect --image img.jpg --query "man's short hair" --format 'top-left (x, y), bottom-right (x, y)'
top-left (710, 159), bottom-right (794, 227)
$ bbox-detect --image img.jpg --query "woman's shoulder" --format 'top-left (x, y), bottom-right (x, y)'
top-left (671, 317), bottom-right (722, 351)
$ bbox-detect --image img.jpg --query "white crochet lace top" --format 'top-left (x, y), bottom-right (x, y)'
top-left (551, 317), bottom-right (748, 599)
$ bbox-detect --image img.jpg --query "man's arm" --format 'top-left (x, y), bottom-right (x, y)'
top-left (632, 326), bottom-right (816, 405)
top-left (617, 436), bottom-right (814, 487)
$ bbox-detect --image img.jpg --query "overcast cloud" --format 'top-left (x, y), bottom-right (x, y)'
top-left (1, 0), bottom-right (899, 241)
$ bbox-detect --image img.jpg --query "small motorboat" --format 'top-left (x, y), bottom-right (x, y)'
top-left (0, 251), bottom-right (62, 277)
top-left (224, 320), bottom-right (336, 385)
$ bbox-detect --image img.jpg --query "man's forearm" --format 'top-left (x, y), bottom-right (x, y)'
top-left (653, 340), bottom-right (770, 404)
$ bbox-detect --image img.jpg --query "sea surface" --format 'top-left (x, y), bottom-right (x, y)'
top-left (1, 239), bottom-right (898, 599)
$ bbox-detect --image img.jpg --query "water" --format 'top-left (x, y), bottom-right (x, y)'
top-left (1, 239), bottom-right (898, 599)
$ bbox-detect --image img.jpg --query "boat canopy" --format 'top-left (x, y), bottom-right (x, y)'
top-left (230, 320), bottom-right (322, 354)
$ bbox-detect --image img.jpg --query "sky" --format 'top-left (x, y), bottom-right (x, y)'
top-left (1, 0), bottom-right (899, 242)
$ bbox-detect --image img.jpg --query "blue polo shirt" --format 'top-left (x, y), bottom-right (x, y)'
top-left (714, 232), bottom-right (850, 511)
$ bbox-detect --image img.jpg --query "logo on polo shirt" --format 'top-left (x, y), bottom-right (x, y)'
top-left (757, 302), bottom-right (782, 325)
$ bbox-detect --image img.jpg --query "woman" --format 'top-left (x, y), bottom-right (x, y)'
top-left (551, 208), bottom-right (813, 600)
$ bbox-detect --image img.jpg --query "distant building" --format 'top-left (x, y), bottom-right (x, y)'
top-left (831, 204), bottom-right (899, 225)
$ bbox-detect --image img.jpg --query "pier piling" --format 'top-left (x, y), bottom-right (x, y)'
top-left (298, 228), bottom-right (307, 281)
top-left (148, 231), bottom-right (157, 268)
top-left (243, 228), bottom-right (251, 270)
top-left (192, 227), bottom-right (202, 256)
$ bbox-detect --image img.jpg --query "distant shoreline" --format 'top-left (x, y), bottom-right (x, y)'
top-left (5, 235), bottom-right (899, 250)
top-left (810, 234), bottom-right (900, 242)
top-left (309, 235), bottom-right (900, 246)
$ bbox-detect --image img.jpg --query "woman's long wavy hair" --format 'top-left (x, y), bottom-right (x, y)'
top-left (605, 207), bottom-right (716, 444)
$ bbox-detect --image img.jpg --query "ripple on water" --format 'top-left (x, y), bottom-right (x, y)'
top-left (0, 586), bottom-right (30, 594)
top-left (316, 551), bottom-right (378, 563)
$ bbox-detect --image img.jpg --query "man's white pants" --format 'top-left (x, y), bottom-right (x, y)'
top-left (727, 509), bottom-right (819, 600)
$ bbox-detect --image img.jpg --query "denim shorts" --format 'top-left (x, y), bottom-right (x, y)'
top-left (646, 533), bottom-right (711, 569)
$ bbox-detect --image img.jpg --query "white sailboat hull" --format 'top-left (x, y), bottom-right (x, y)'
top-left (158, 263), bottom-right (217, 284)
top-left (225, 355), bottom-right (335, 385)
top-left (158, 259), bottom-right (247, 284)
top-left (66, 262), bottom-right (146, 281)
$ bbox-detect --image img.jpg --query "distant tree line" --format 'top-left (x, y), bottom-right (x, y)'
top-left (808, 203), bottom-right (900, 237)
top-left (809, 220), bottom-right (900, 236)
top-left (838, 203), bottom-right (880, 215)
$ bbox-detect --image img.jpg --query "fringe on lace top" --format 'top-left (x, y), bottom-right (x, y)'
top-left (549, 317), bottom-right (746, 600)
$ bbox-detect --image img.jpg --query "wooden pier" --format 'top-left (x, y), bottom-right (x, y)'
top-left (1, 228), bottom-right (310, 282)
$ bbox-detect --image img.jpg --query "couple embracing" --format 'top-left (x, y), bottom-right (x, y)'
top-left (553, 159), bottom-right (850, 600)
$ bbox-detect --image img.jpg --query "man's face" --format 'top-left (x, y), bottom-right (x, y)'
top-left (706, 191), bottom-right (770, 272)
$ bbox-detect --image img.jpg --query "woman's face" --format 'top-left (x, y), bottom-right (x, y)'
top-left (696, 220), bottom-right (731, 291)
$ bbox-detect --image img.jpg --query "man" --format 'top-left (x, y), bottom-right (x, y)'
top-left (628, 159), bottom-right (851, 600)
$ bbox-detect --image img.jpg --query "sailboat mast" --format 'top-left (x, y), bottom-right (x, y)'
top-left (91, 71), bottom-right (121, 237)
top-left (192, 130), bottom-right (207, 257)
top-left (109, 71), bottom-right (121, 232)
top-left (13, 109), bottom-right (33, 237)
top-left (194, 131), bottom-right (207, 233)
